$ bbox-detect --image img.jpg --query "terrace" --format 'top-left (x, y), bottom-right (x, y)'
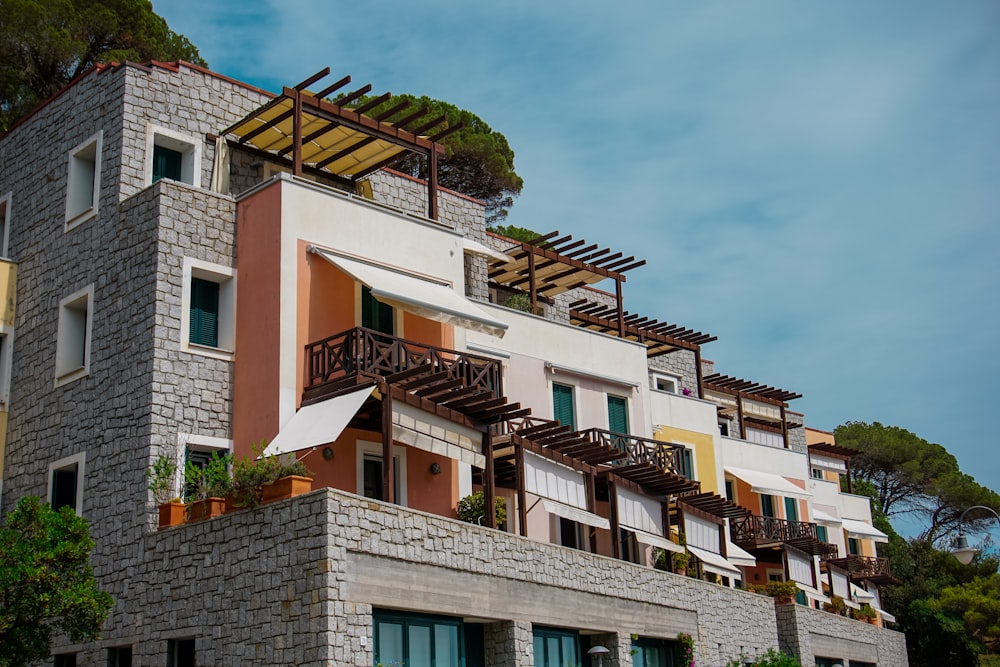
top-left (822, 554), bottom-right (899, 586)
top-left (731, 514), bottom-right (838, 557)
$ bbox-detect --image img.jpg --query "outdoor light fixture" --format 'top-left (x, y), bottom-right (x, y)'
top-left (322, 447), bottom-right (335, 461)
top-left (429, 462), bottom-right (442, 475)
top-left (951, 505), bottom-right (1000, 565)
top-left (587, 645), bottom-right (611, 667)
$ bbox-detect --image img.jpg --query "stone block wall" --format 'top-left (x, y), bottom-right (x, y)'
top-left (787, 411), bottom-right (807, 453)
top-left (775, 603), bottom-right (908, 667)
top-left (648, 348), bottom-right (699, 395)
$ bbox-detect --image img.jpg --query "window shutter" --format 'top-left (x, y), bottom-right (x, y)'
top-left (552, 384), bottom-right (575, 430)
top-left (189, 278), bottom-right (219, 347)
top-left (153, 145), bottom-right (183, 182)
top-left (361, 285), bottom-right (394, 335)
top-left (784, 496), bottom-right (799, 522)
top-left (607, 396), bottom-right (629, 434)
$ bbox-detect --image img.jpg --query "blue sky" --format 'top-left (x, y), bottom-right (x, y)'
top-left (156, 1), bottom-right (1000, 500)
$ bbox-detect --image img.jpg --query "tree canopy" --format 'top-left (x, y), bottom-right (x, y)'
top-left (0, 0), bottom-right (205, 131)
top-left (354, 94), bottom-right (523, 224)
top-left (0, 496), bottom-right (113, 667)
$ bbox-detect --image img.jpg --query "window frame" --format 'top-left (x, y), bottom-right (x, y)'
top-left (0, 326), bottom-right (13, 407)
top-left (144, 124), bottom-right (202, 188)
top-left (606, 393), bottom-right (629, 434)
top-left (0, 191), bottom-right (10, 257)
top-left (651, 372), bottom-right (680, 394)
top-left (166, 638), bottom-right (196, 667)
top-left (180, 257), bottom-right (235, 360)
top-left (65, 131), bottom-right (103, 230)
top-left (551, 382), bottom-right (576, 430)
top-left (179, 433), bottom-right (231, 501)
top-left (532, 626), bottom-right (581, 667)
top-left (55, 284), bottom-right (94, 387)
top-left (356, 440), bottom-right (407, 505)
top-left (373, 609), bottom-right (465, 667)
top-left (47, 452), bottom-right (86, 516)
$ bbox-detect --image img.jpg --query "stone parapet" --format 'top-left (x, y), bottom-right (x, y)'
top-left (775, 602), bottom-right (908, 667)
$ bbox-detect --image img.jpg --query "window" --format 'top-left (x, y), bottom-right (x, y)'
top-left (718, 421), bottom-right (730, 437)
top-left (181, 258), bottom-right (235, 359)
top-left (631, 637), bottom-right (678, 667)
top-left (361, 284), bottom-right (394, 335)
top-left (65, 132), bottom-right (102, 229)
top-left (0, 192), bottom-right (10, 257)
top-left (53, 654), bottom-right (77, 667)
top-left (558, 516), bottom-right (585, 550)
top-left (652, 373), bottom-right (679, 394)
top-left (678, 447), bottom-right (695, 481)
top-left (55, 285), bottom-right (93, 385)
top-left (374, 610), bottom-right (464, 667)
top-left (145, 125), bottom-right (201, 187)
top-left (811, 467), bottom-right (824, 480)
top-left (761, 494), bottom-right (776, 518)
top-left (620, 529), bottom-right (642, 564)
top-left (552, 383), bottom-right (575, 430)
top-left (784, 497), bottom-right (799, 522)
top-left (107, 646), bottom-right (133, 667)
top-left (607, 395), bottom-right (629, 434)
top-left (724, 480), bottom-right (735, 502)
top-left (356, 441), bottom-right (406, 505)
top-left (533, 626), bottom-right (580, 667)
top-left (180, 434), bottom-right (231, 501)
top-left (167, 639), bottom-right (195, 667)
top-left (48, 452), bottom-right (85, 515)
top-left (848, 537), bottom-right (861, 556)
top-left (816, 525), bottom-right (829, 543)
top-left (0, 329), bottom-right (13, 407)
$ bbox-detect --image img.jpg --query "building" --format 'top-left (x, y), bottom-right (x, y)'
top-left (0, 61), bottom-right (908, 666)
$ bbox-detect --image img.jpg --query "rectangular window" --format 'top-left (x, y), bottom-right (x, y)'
top-left (678, 448), bottom-right (695, 481)
top-left (784, 497), bottom-right (799, 522)
top-left (761, 494), bottom-right (776, 518)
top-left (552, 383), bottom-right (575, 430)
top-left (631, 637), bottom-right (677, 667)
top-left (167, 639), bottom-right (195, 667)
top-left (718, 421), bottom-right (730, 437)
top-left (652, 373), bottom-right (679, 394)
top-left (374, 610), bottom-right (464, 667)
top-left (153, 145), bottom-right (183, 183)
top-left (607, 395), bottom-right (629, 434)
top-left (107, 646), bottom-right (133, 667)
top-left (357, 442), bottom-right (405, 505)
top-left (558, 516), bottom-right (584, 550)
top-left (361, 284), bottom-right (394, 335)
top-left (189, 278), bottom-right (219, 347)
top-left (811, 467), bottom-right (824, 480)
top-left (55, 285), bottom-right (93, 385)
top-left (816, 525), bottom-right (829, 542)
top-left (0, 330), bottom-right (12, 407)
top-left (724, 480), bottom-right (735, 502)
top-left (533, 626), bottom-right (580, 667)
top-left (65, 132), bottom-right (102, 229)
top-left (182, 258), bottom-right (235, 359)
top-left (848, 537), bottom-right (861, 556)
top-left (145, 125), bottom-right (201, 187)
top-left (48, 452), bottom-right (85, 515)
top-left (53, 655), bottom-right (77, 667)
top-left (0, 192), bottom-right (10, 257)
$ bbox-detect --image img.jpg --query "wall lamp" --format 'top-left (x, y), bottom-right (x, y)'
top-left (429, 462), bottom-right (442, 475)
top-left (951, 505), bottom-right (1000, 565)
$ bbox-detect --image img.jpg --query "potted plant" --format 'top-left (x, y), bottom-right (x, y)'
top-left (260, 452), bottom-right (313, 504)
top-left (229, 441), bottom-right (282, 510)
top-left (147, 454), bottom-right (184, 528)
top-left (823, 595), bottom-right (847, 615)
top-left (851, 605), bottom-right (878, 624)
top-left (456, 491), bottom-right (507, 527)
top-left (763, 580), bottom-right (800, 604)
top-left (671, 551), bottom-right (690, 576)
top-left (184, 451), bottom-right (232, 521)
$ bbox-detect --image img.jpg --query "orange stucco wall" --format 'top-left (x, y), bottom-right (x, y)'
top-left (233, 182), bottom-right (284, 457)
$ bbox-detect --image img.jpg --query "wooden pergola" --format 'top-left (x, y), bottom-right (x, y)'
top-left (216, 67), bottom-right (457, 220)
top-left (704, 373), bottom-right (802, 449)
top-left (808, 442), bottom-right (859, 494)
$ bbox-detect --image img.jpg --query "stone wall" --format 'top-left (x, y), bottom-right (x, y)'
top-left (648, 348), bottom-right (699, 395)
top-left (787, 411), bottom-right (807, 454)
top-left (775, 603), bottom-right (908, 667)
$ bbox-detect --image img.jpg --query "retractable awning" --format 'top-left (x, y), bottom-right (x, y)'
top-left (812, 508), bottom-right (842, 525)
top-left (391, 401), bottom-right (485, 469)
top-left (686, 545), bottom-right (741, 577)
top-left (725, 540), bottom-right (757, 567)
top-left (265, 385), bottom-right (374, 456)
top-left (310, 247), bottom-right (508, 337)
top-left (539, 499), bottom-right (610, 530)
top-left (525, 452), bottom-right (610, 530)
top-left (724, 466), bottom-right (811, 499)
top-left (615, 486), bottom-right (680, 552)
top-left (841, 518), bottom-right (889, 543)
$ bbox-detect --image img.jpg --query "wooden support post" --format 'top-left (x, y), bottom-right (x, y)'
top-left (736, 394), bottom-right (746, 440)
top-left (292, 90), bottom-right (303, 176)
top-left (381, 381), bottom-right (395, 504)
top-left (615, 278), bottom-right (625, 338)
top-left (428, 145), bottom-right (439, 220)
top-left (846, 457), bottom-right (854, 494)
top-left (528, 248), bottom-right (537, 314)
top-left (483, 430), bottom-right (496, 529)
top-left (694, 347), bottom-right (704, 400)
top-left (780, 406), bottom-right (789, 449)
top-left (515, 442), bottom-right (527, 537)
top-left (609, 478), bottom-right (621, 560)
top-left (587, 471), bottom-right (599, 553)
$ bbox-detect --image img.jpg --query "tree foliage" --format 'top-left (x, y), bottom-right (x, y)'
top-left (835, 421), bottom-right (1000, 543)
top-left (0, 0), bottom-right (205, 130)
top-left (932, 574), bottom-right (1000, 655)
top-left (0, 496), bottom-right (113, 667)
top-left (353, 94), bottom-right (522, 224)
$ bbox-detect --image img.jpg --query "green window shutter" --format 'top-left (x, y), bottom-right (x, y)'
top-left (816, 525), bottom-right (828, 542)
top-left (607, 395), bottom-right (629, 434)
top-left (552, 383), bottom-right (575, 430)
top-left (152, 145), bottom-right (183, 182)
top-left (679, 449), bottom-right (694, 480)
top-left (784, 497), bottom-right (799, 522)
top-left (761, 494), bottom-right (776, 517)
top-left (361, 285), bottom-right (394, 335)
top-left (189, 278), bottom-right (219, 347)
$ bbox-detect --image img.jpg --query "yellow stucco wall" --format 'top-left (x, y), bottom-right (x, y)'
top-left (655, 425), bottom-right (718, 494)
top-left (0, 260), bottom-right (15, 326)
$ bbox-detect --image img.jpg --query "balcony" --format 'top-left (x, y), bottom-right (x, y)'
top-left (822, 554), bottom-right (899, 585)
top-left (303, 326), bottom-right (503, 403)
top-left (731, 514), bottom-right (837, 556)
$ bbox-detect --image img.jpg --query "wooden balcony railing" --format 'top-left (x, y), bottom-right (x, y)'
top-left (822, 554), bottom-right (895, 582)
top-left (304, 327), bottom-right (502, 397)
top-left (581, 428), bottom-right (684, 476)
top-left (731, 514), bottom-right (819, 545)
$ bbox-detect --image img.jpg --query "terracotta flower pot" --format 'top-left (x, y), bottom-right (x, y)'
top-left (158, 501), bottom-right (186, 528)
top-left (187, 497), bottom-right (226, 522)
top-left (773, 595), bottom-right (795, 605)
top-left (261, 476), bottom-right (313, 504)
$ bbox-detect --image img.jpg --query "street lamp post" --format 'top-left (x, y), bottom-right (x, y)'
top-left (951, 505), bottom-right (1000, 565)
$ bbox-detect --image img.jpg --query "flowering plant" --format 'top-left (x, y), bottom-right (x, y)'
top-left (678, 632), bottom-right (695, 667)
top-left (682, 387), bottom-right (693, 396)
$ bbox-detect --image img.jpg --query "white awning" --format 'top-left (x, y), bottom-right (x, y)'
top-left (851, 583), bottom-right (876, 602)
top-left (633, 530), bottom-right (684, 553)
top-left (724, 466), bottom-right (811, 499)
top-left (787, 546), bottom-right (815, 587)
top-left (525, 451), bottom-right (588, 510)
top-left (310, 247), bottom-right (508, 337)
top-left (725, 540), bottom-right (757, 567)
top-left (616, 487), bottom-right (665, 536)
top-left (812, 508), bottom-right (842, 525)
top-left (878, 609), bottom-right (896, 623)
top-left (539, 498), bottom-right (610, 530)
top-left (842, 518), bottom-right (889, 543)
top-left (391, 401), bottom-right (485, 469)
top-left (462, 238), bottom-right (513, 263)
top-left (687, 545), bottom-right (741, 577)
top-left (265, 385), bottom-right (374, 456)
